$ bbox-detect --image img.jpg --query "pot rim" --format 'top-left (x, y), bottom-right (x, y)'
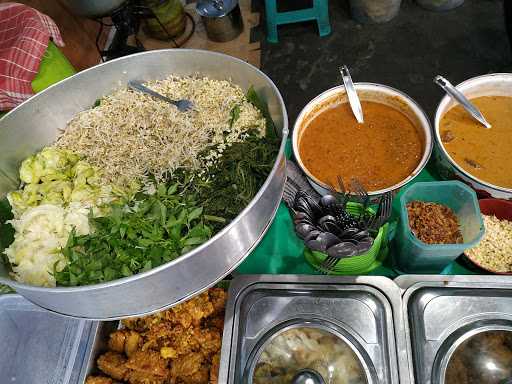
top-left (292, 82), bottom-right (433, 196)
top-left (434, 73), bottom-right (512, 194)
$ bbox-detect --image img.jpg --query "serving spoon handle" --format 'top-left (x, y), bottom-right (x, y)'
top-left (340, 65), bottom-right (364, 124)
top-left (434, 75), bottom-right (491, 129)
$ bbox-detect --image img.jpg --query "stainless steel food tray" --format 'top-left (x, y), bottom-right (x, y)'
top-left (0, 294), bottom-right (93, 384)
top-left (396, 275), bottom-right (512, 384)
top-left (78, 280), bottom-right (231, 382)
top-left (219, 275), bottom-right (409, 384)
top-left (78, 320), bottom-right (118, 383)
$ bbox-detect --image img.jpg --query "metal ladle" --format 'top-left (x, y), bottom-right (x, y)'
top-left (340, 65), bottom-right (364, 124)
top-left (434, 75), bottom-right (491, 129)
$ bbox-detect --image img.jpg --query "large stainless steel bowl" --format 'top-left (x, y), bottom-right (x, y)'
top-left (0, 49), bottom-right (288, 319)
top-left (292, 83), bottom-right (433, 197)
top-left (434, 73), bottom-right (512, 200)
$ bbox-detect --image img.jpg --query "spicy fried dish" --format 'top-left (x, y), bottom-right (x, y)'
top-left (86, 288), bottom-right (226, 384)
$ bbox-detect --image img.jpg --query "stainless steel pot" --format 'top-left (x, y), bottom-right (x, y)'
top-left (292, 83), bottom-right (433, 197)
top-left (0, 49), bottom-right (288, 319)
top-left (434, 73), bottom-right (512, 200)
top-left (196, 0), bottom-right (244, 42)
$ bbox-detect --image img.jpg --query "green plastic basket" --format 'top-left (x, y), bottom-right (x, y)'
top-left (304, 202), bottom-right (388, 275)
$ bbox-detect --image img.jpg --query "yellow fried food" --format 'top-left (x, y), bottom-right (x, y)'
top-left (85, 377), bottom-right (118, 384)
top-left (88, 288), bottom-right (226, 384)
top-left (97, 352), bottom-right (129, 381)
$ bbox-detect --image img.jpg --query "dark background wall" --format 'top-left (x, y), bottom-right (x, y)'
top-left (256, 0), bottom-right (511, 126)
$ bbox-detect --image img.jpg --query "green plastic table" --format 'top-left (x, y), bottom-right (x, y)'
top-left (236, 143), bottom-right (485, 277)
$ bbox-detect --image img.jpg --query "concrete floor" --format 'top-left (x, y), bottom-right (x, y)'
top-left (257, 0), bottom-right (511, 126)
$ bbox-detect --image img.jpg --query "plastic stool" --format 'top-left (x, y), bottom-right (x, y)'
top-left (264, 0), bottom-right (331, 43)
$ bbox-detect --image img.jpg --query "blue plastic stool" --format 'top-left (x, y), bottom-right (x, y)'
top-left (264, 0), bottom-right (331, 43)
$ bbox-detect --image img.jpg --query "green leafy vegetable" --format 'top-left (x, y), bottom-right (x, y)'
top-left (0, 198), bottom-right (14, 268)
top-left (178, 130), bottom-right (279, 231)
top-left (246, 85), bottom-right (277, 138)
top-left (229, 105), bottom-right (241, 128)
top-left (55, 183), bottom-right (213, 286)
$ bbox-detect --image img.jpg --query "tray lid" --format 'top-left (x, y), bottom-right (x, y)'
top-left (248, 324), bottom-right (367, 384)
top-left (0, 294), bottom-right (93, 384)
top-left (397, 275), bottom-right (512, 384)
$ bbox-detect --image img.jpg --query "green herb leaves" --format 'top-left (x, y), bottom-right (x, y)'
top-left (181, 130), bottom-right (279, 232)
top-left (55, 183), bottom-right (212, 286)
top-left (229, 105), bottom-right (241, 128)
top-left (246, 86), bottom-right (277, 139)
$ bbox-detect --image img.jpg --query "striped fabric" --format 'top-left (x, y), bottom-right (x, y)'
top-left (0, 2), bottom-right (64, 111)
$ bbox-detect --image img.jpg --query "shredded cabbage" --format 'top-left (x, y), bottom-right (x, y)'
top-left (4, 203), bottom-right (90, 287)
top-left (7, 147), bottom-right (120, 218)
top-left (4, 147), bottom-right (132, 287)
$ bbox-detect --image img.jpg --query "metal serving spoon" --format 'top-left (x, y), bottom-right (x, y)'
top-left (434, 75), bottom-right (491, 129)
top-left (128, 80), bottom-right (194, 112)
top-left (340, 65), bottom-right (364, 124)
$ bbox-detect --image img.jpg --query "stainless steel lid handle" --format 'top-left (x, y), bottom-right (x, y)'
top-left (340, 65), bottom-right (364, 124)
top-left (291, 369), bottom-right (326, 384)
top-left (434, 75), bottom-right (492, 129)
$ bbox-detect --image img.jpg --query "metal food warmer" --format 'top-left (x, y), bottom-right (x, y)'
top-left (2, 274), bottom-right (512, 383)
top-left (397, 275), bottom-right (512, 384)
top-left (218, 275), bottom-right (408, 384)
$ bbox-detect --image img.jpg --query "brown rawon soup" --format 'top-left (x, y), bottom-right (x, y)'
top-left (299, 100), bottom-right (423, 191)
top-left (440, 96), bottom-right (512, 189)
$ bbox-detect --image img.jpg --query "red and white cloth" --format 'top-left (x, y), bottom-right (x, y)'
top-left (0, 2), bottom-right (64, 111)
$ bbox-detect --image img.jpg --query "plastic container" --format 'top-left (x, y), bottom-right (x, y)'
top-left (349, 0), bottom-right (402, 24)
top-left (304, 202), bottom-right (388, 275)
top-left (416, 0), bottom-right (464, 12)
top-left (394, 181), bottom-right (484, 273)
top-left (0, 294), bottom-right (92, 384)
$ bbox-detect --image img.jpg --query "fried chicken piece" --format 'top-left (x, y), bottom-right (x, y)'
top-left (122, 317), bottom-right (147, 332)
top-left (97, 352), bottom-right (129, 381)
top-left (170, 327), bottom-right (199, 356)
top-left (142, 323), bottom-right (195, 353)
top-left (206, 314), bottom-right (225, 331)
top-left (170, 352), bottom-right (209, 384)
top-left (184, 367), bottom-right (210, 384)
top-left (108, 330), bottom-right (141, 357)
top-left (209, 353), bottom-right (220, 384)
top-left (160, 346), bottom-right (178, 359)
top-left (145, 325), bottom-right (202, 357)
top-left (125, 331), bottom-right (142, 357)
top-left (85, 376), bottom-right (118, 384)
top-left (108, 330), bottom-right (128, 353)
top-left (208, 288), bottom-right (226, 315)
top-left (167, 292), bottom-right (214, 328)
top-left (123, 313), bottom-right (164, 332)
top-left (192, 328), bottom-right (221, 358)
top-left (125, 370), bottom-right (166, 384)
top-left (125, 350), bottom-right (169, 379)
